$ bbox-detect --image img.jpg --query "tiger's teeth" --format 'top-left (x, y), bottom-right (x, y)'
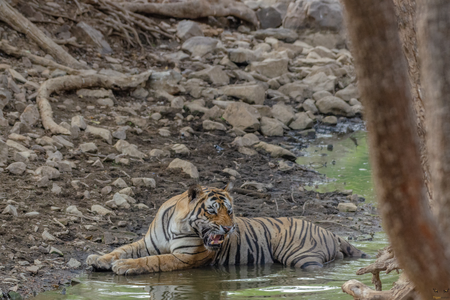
top-left (218, 240), bottom-right (223, 244)
top-left (211, 241), bottom-right (215, 245)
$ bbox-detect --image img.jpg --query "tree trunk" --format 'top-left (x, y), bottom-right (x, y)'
top-left (416, 0), bottom-right (450, 255)
top-left (339, 0), bottom-right (450, 298)
top-left (392, 0), bottom-right (432, 203)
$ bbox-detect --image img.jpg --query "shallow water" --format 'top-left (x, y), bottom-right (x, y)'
top-left (35, 131), bottom-right (398, 300)
top-left (296, 131), bottom-right (376, 204)
top-left (35, 232), bottom-right (397, 300)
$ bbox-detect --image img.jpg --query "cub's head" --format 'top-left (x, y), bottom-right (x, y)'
top-left (187, 183), bottom-right (235, 251)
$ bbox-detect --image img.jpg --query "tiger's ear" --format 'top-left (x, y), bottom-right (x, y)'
top-left (223, 182), bottom-right (234, 192)
top-left (188, 184), bottom-right (204, 202)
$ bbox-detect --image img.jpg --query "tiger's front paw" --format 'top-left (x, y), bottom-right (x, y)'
top-left (86, 254), bottom-right (114, 270)
top-left (112, 258), bottom-right (153, 275)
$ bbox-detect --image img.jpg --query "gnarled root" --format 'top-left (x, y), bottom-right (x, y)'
top-left (0, 0), bottom-right (85, 69)
top-left (342, 247), bottom-right (419, 300)
top-left (122, 0), bottom-right (260, 28)
top-left (37, 70), bottom-right (152, 135)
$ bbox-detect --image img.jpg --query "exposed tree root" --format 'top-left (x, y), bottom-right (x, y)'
top-left (0, 40), bottom-right (81, 75)
top-left (37, 70), bottom-right (152, 135)
top-left (122, 0), bottom-right (260, 28)
top-left (85, 0), bottom-right (173, 49)
top-left (0, 0), bottom-right (85, 69)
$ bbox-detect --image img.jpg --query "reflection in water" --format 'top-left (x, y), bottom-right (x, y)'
top-left (296, 131), bottom-right (376, 204)
top-left (34, 234), bottom-right (399, 300)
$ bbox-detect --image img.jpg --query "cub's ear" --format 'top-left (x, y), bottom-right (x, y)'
top-left (223, 182), bottom-right (234, 192)
top-left (188, 184), bottom-right (204, 202)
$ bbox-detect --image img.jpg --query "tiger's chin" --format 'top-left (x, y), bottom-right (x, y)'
top-left (204, 234), bottom-right (226, 251)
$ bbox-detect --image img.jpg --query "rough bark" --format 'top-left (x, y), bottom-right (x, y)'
top-left (122, 0), bottom-right (260, 28)
top-left (417, 0), bottom-right (450, 254)
top-left (392, 0), bottom-right (432, 202)
top-left (37, 71), bottom-right (152, 135)
top-left (0, 0), bottom-right (85, 69)
top-left (339, 0), bottom-right (450, 298)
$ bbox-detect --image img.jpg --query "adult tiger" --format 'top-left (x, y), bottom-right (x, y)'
top-left (87, 183), bottom-right (367, 275)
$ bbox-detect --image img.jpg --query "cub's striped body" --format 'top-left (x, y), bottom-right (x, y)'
top-left (87, 184), bottom-right (366, 275)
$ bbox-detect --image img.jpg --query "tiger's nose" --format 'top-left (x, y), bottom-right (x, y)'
top-left (222, 226), bottom-right (233, 233)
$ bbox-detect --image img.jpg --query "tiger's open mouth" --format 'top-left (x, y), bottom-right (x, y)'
top-left (206, 234), bottom-right (225, 249)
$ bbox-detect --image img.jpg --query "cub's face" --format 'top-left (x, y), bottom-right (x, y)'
top-left (187, 184), bottom-right (235, 250)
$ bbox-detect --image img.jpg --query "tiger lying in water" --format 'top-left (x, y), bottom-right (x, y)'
top-left (87, 184), bottom-right (367, 275)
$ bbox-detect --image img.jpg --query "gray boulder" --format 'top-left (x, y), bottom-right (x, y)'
top-left (260, 117), bottom-right (284, 136)
top-left (252, 28), bottom-right (299, 43)
top-left (316, 96), bottom-right (355, 117)
top-left (189, 66), bottom-right (229, 86)
top-left (289, 112), bottom-right (314, 130)
top-left (256, 7), bottom-right (283, 29)
top-left (283, 0), bottom-right (343, 31)
top-left (272, 103), bottom-right (295, 125)
top-left (250, 58), bottom-right (289, 78)
top-left (222, 102), bottom-right (261, 132)
top-left (182, 36), bottom-right (221, 57)
top-left (177, 20), bottom-right (203, 41)
top-left (222, 84), bottom-right (265, 105)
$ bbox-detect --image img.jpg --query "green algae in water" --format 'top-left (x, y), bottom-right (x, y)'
top-left (296, 131), bottom-right (376, 204)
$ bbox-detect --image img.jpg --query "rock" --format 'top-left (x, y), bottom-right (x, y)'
top-left (2, 205), bottom-right (18, 217)
top-left (238, 146), bottom-right (258, 156)
top-left (66, 205), bottom-right (83, 217)
top-left (257, 6), bottom-right (283, 29)
top-left (0, 88), bottom-right (11, 110)
top-left (252, 28), bottom-right (299, 43)
top-left (9, 68), bottom-right (27, 83)
top-left (171, 144), bottom-right (191, 155)
top-left (260, 117), bottom-right (284, 136)
top-left (312, 90), bottom-right (333, 101)
top-left (272, 103), bottom-right (295, 125)
top-left (131, 178), bottom-right (156, 188)
top-left (49, 246), bottom-right (64, 256)
top-left (73, 21), bottom-right (112, 54)
top-left (27, 266), bottom-right (40, 274)
top-left (108, 193), bottom-right (131, 209)
top-left (102, 186), bottom-right (112, 195)
top-left (19, 105), bottom-right (39, 126)
top-left (254, 142), bottom-right (296, 160)
top-left (250, 58), bottom-right (289, 79)
top-left (303, 72), bottom-right (336, 93)
top-left (71, 115), bottom-right (87, 130)
top-left (222, 102), bottom-right (261, 132)
top-left (51, 69), bottom-right (67, 78)
top-left (203, 120), bottom-right (227, 131)
top-left (350, 104), bottom-right (363, 115)
top-left (42, 230), bottom-right (56, 241)
top-left (149, 149), bottom-right (170, 158)
top-left (290, 112), bottom-right (314, 130)
top-left (6, 139), bottom-right (29, 152)
top-left (336, 83), bottom-right (359, 102)
top-left (114, 140), bottom-right (146, 159)
top-left (80, 142), bottom-right (97, 153)
top-left (222, 84), bottom-right (265, 105)
top-left (35, 166), bottom-right (60, 179)
top-left (85, 125), bottom-right (113, 144)
top-left (170, 96), bottom-right (184, 109)
top-left (177, 20), bottom-right (203, 41)
top-left (278, 82), bottom-right (304, 99)
top-left (232, 133), bottom-right (260, 147)
top-left (202, 106), bottom-right (223, 120)
top-left (316, 96), bottom-right (355, 117)
top-left (349, 98), bottom-right (361, 106)
top-left (91, 204), bottom-right (115, 216)
top-left (283, 0), bottom-right (343, 31)
top-left (51, 183), bottom-right (62, 194)
top-left (52, 136), bottom-right (74, 148)
top-left (6, 162), bottom-right (26, 175)
top-left (228, 48), bottom-right (257, 64)
top-left (189, 66), bottom-right (229, 86)
top-left (36, 176), bottom-right (49, 188)
top-left (182, 36), bottom-right (221, 57)
top-left (311, 46), bottom-right (336, 59)
top-left (25, 212), bottom-right (40, 218)
top-left (223, 168), bottom-right (241, 177)
top-left (337, 202), bottom-right (357, 212)
top-left (322, 115), bottom-right (338, 125)
top-left (302, 99), bottom-right (319, 113)
top-left (97, 98), bottom-right (114, 107)
top-left (159, 128), bottom-right (171, 137)
top-left (167, 158), bottom-right (199, 179)
top-left (0, 140), bottom-right (7, 165)
top-left (135, 203), bottom-right (149, 209)
top-left (112, 178), bottom-right (128, 188)
top-left (67, 258), bottom-right (81, 269)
